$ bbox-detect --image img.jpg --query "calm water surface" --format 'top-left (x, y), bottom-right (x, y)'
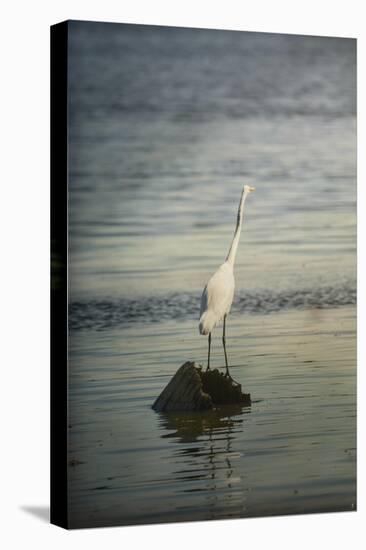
top-left (68, 308), bottom-right (356, 528)
top-left (67, 22), bottom-right (356, 527)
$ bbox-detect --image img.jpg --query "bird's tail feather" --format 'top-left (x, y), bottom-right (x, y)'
top-left (199, 310), bottom-right (217, 335)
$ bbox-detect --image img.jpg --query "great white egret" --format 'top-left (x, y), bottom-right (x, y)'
top-left (199, 184), bottom-right (255, 379)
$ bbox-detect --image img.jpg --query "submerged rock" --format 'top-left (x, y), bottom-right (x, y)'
top-left (152, 361), bottom-right (251, 412)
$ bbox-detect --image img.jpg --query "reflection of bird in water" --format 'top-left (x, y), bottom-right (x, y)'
top-left (159, 406), bottom-right (250, 520)
top-left (199, 185), bottom-right (255, 380)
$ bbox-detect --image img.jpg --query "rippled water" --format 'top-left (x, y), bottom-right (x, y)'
top-left (69, 282), bottom-right (356, 330)
top-left (66, 21), bottom-right (356, 528)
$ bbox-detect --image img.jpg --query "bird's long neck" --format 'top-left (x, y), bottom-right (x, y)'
top-left (225, 189), bottom-right (248, 267)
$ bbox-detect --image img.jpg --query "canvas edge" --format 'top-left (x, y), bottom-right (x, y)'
top-left (50, 20), bottom-right (69, 530)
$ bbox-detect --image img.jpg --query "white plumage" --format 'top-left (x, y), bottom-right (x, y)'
top-left (198, 184), bottom-right (255, 378)
top-left (199, 262), bottom-right (234, 335)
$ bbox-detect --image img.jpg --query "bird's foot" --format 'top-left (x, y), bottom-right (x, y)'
top-left (206, 365), bottom-right (211, 372)
top-left (224, 371), bottom-right (240, 386)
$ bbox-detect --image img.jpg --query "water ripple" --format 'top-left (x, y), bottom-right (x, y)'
top-left (69, 281), bottom-right (356, 331)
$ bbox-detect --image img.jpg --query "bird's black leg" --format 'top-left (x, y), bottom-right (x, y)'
top-left (206, 332), bottom-right (211, 371)
top-left (223, 316), bottom-right (240, 385)
top-left (222, 315), bottom-right (230, 376)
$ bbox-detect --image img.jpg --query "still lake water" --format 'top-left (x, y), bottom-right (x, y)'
top-left (67, 22), bottom-right (356, 528)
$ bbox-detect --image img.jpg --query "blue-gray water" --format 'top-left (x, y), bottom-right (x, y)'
top-left (67, 21), bottom-right (356, 528)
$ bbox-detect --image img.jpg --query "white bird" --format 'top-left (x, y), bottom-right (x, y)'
top-left (199, 184), bottom-right (255, 379)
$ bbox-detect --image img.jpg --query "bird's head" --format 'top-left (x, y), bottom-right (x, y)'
top-left (244, 185), bottom-right (255, 194)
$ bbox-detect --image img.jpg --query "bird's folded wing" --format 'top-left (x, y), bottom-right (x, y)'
top-left (200, 267), bottom-right (235, 319)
